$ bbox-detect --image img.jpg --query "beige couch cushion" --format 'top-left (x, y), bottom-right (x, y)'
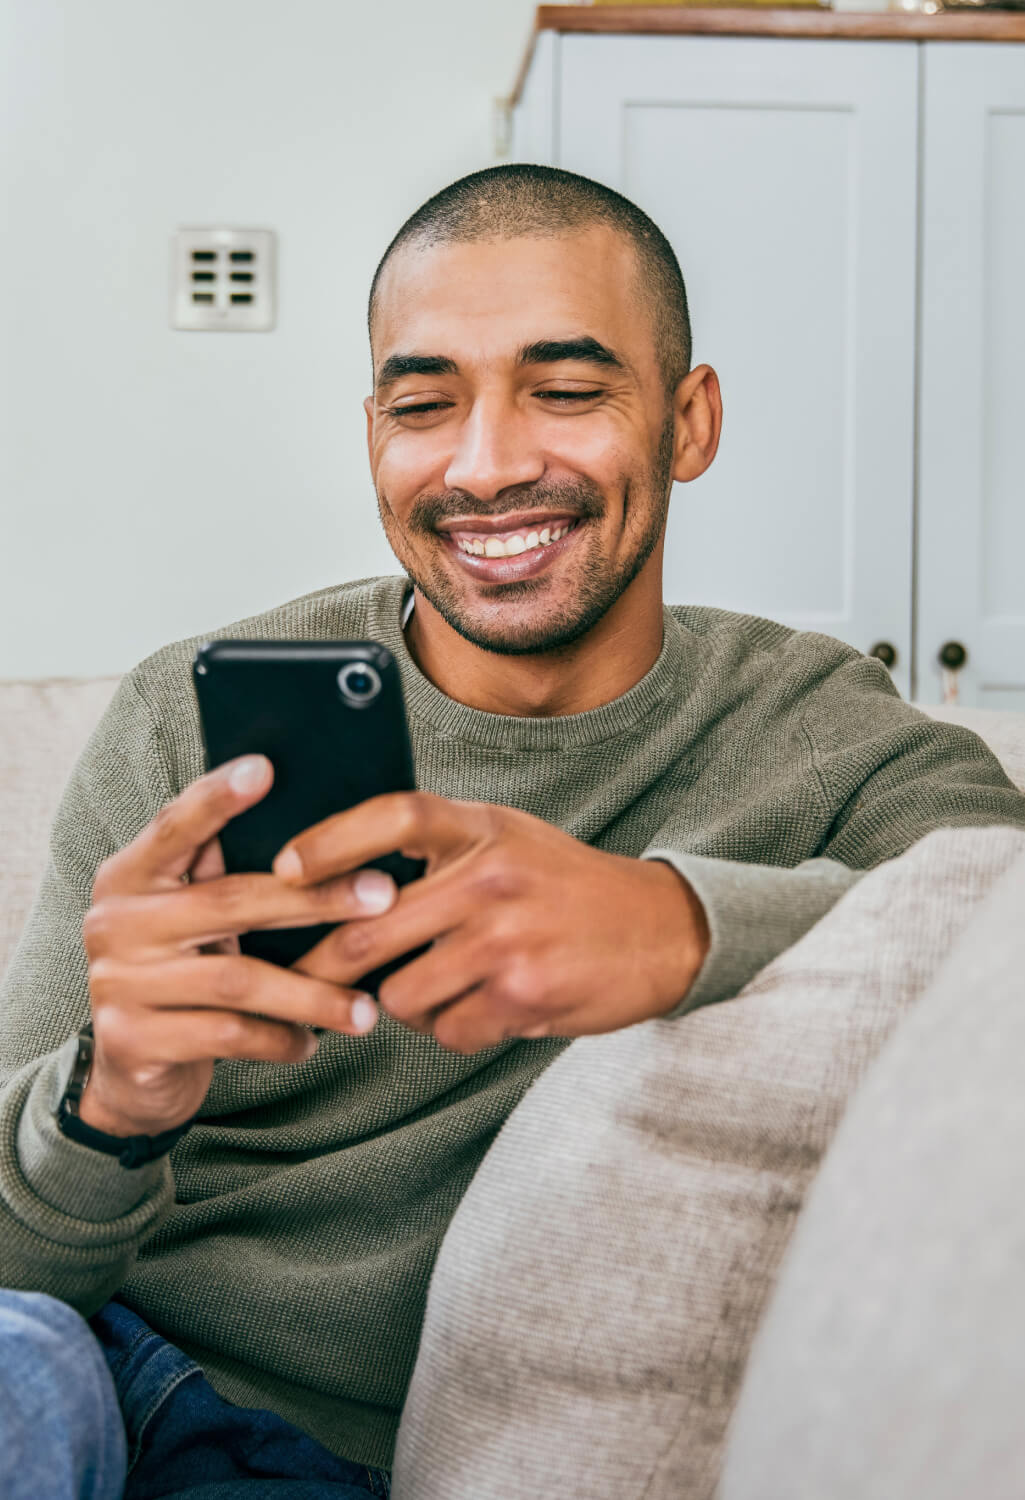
top-left (922, 704), bottom-right (1025, 795)
top-left (0, 678), bottom-right (118, 970)
top-left (392, 825), bottom-right (1025, 1500)
top-left (718, 838), bottom-right (1025, 1500)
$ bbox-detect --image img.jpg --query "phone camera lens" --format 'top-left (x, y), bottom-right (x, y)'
top-left (338, 661), bottom-right (382, 707)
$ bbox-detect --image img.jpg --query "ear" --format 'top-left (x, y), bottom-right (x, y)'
top-left (363, 394), bottom-right (375, 470)
top-left (670, 364), bottom-right (722, 484)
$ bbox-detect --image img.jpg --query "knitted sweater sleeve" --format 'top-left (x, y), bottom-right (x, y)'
top-left (645, 652), bottom-right (1025, 1018)
top-left (0, 673), bottom-right (177, 1314)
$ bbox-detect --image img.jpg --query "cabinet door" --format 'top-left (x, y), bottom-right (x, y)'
top-left (918, 45), bottom-right (1025, 709)
top-left (555, 36), bottom-right (919, 697)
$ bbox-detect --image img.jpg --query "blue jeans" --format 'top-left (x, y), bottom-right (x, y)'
top-left (0, 1288), bottom-right (392, 1499)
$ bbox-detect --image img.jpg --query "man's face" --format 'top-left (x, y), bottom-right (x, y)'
top-left (365, 225), bottom-right (676, 655)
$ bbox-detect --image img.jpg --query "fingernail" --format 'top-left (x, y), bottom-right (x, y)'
top-left (351, 996), bottom-right (379, 1034)
top-left (354, 869), bottom-right (395, 913)
top-left (302, 1031), bottom-right (320, 1057)
top-left (274, 847), bottom-right (303, 881)
top-left (229, 756), bottom-right (268, 793)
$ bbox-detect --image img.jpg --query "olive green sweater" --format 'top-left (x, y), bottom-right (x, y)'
top-left (2, 574), bottom-right (1023, 1470)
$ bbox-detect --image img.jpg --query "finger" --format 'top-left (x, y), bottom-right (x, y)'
top-left (428, 983), bottom-right (560, 1055)
top-left (189, 835), bottom-right (226, 884)
top-left (429, 988), bottom-right (510, 1054)
top-left (273, 791), bottom-right (484, 887)
top-left (96, 756), bottom-right (273, 897)
top-left (380, 933), bottom-right (562, 1047)
top-left (105, 1005), bottom-right (320, 1067)
top-left (292, 863), bottom-right (472, 987)
top-left (190, 837), bottom-right (232, 952)
top-left (375, 929), bottom-right (491, 1024)
top-left (90, 952), bottom-right (381, 1036)
top-left (86, 868), bottom-right (397, 958)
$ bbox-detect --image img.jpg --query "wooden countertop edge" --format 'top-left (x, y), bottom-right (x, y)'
top-left (510, 5), bottom-right (1025, 103)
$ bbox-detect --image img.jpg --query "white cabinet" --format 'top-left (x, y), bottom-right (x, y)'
top-left (918, 45), bottom-right (1025, 709)
top-left (514, 32), bottom-right (1025, 707)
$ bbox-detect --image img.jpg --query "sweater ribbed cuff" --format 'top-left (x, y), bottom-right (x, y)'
top-left (643, 851), bottom-right (865, 1018)
top-left (14, 1036), bottom-right (169, 1223)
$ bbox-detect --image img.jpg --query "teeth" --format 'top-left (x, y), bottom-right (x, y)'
top-left (455, 521), bottom-right (575, 559)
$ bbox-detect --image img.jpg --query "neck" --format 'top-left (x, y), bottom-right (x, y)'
top-left (404, 565), bottom-right (665, 718)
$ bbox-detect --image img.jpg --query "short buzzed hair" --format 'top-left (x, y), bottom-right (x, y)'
top-left (367, 163), bottom-right (692, 397)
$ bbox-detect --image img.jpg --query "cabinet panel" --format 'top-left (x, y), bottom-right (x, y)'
top-left (623, 102), bottom-right (852, 619)
top-left (556, 36), bottom-right (919, 696)
top-left (982, 114), bottom-right (1025, 620)
top-left (919, 46), bottom-right (1025, 708)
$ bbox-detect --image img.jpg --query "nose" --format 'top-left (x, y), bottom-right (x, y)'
top-left (443, 395), bottom-right (545, 502)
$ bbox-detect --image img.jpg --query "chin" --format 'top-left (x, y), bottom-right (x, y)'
top-left (429, 587), bottom-right (613, 658)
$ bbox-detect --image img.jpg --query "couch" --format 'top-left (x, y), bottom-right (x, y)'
top-left (3, 676), bottom-right (1025, 1500)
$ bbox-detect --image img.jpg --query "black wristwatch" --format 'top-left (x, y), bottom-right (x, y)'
top-left (56, 1023), bottom-right (194, 1170)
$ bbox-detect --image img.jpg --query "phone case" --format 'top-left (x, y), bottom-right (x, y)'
top-left (193, 639), bottom-right (425, 986)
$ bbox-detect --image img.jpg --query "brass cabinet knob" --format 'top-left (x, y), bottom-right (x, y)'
top-left (869, 641), bottom-right (897, 669)
top-left (938, 641), bottom-right (967, 671)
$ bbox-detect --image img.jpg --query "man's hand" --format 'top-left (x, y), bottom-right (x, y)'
top-left (277, 793), bottom-right (710, 1055)
top-left (80, 756), bottom-right (398, 1138)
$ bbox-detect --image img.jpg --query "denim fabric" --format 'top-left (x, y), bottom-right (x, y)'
top-left (90, 1298), bottom-right (392, 1499)
top-left (0, 1287), bottom-right (392, 1499)
top-left (0, 1288), bottom-right (128, 1500)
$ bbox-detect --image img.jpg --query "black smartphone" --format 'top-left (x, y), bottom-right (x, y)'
top-left (192, 639), bottom-right (425, 988)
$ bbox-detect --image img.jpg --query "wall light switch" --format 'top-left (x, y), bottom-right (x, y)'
top-left (171, 227), bottom-right (276, 331)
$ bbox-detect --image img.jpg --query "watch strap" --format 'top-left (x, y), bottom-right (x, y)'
top-left (56, 1023), bottom-right (193, 1169)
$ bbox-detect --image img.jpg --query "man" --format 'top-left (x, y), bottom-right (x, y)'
top-left (1, 164), bottom-right (1022, 1498)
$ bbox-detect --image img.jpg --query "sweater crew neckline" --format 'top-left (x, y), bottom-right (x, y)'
top-left (365, 575), bottom-right (693, 752)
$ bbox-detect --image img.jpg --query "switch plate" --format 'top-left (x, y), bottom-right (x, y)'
top-left (171, 227), bottom-right (276, 331)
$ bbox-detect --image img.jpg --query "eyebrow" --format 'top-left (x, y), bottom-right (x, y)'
top-left (517, 336), bottom-right (626, 372)
top-left (374, 335), bottom-right (627, 391)
top-left (375, 353), bottom-right (458, 389)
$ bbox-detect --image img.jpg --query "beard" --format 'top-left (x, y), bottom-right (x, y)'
top-left (377, 414), bottom-right (675, 657)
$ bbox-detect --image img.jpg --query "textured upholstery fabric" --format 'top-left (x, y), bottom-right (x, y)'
top-left (718, 845), bottom-right (1025, 1500)
top-left (391, 823), bottom-right (1025, 1500)
top-left (0, 678), bottom-right (119, 969)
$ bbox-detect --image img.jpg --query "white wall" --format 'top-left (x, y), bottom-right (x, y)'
top-left (0, 0), bottom-right (540, 677)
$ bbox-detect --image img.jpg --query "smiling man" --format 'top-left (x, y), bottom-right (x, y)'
top-left (2, 165), bottom-right (1024, 1499)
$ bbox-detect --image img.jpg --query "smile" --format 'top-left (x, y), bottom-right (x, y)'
top-left (440, 517), bottom-right (584, 582)
top-left (454, 520), bottom-right (577, 558)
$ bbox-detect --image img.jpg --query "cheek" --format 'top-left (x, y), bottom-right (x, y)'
top-left (552, 424), bottom-right (637, 502)
top-left (594, 453), bottom-right (646, 524)
top-left (373, 455), bottom-right (415, 524)
top-left (375, 435), bottom-right (446, 517)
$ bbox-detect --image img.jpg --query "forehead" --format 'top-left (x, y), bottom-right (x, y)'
top-left (371, 226), bottom-right (651, 372)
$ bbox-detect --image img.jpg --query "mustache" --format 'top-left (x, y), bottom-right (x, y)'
top-left (405, 481), bottom-right (606, 535)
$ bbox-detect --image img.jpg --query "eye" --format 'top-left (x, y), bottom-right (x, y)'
top-left (536, 389), bottom-right (601, 404)
top-left (387, 401), bottom-right (453, 419)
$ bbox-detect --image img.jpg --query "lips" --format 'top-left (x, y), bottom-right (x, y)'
top-left (441, 515), bottom-right (584, 582)
top-left (435, 508), bottom-right (580, 537)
